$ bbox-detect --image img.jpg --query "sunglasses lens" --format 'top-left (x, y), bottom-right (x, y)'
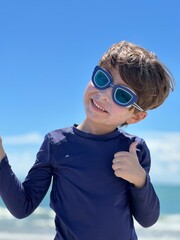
top-left (94, 71), bottom-right (110, 88)
top-left (115, 88), bottom-right (132, 104)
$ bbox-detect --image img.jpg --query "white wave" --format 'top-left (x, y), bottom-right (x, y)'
top-left (135, 214), bottom-right (180, 240)
top-left (0, 207), bottom-right (14, 219)
top-left (0, 206), bottom-right (54, 220)
top-left (1, 207), bottom-right (180, 240)
top-left (0, 233), bottom-right (55, 240)
top-left (33, 207), bottom-right (55, 218)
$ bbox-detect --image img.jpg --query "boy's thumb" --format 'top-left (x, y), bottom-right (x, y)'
top-left (129, 141), bottom-right (138, 155)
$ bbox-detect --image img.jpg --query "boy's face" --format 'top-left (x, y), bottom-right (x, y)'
top-left (83, 67), bottom-right (146, 134)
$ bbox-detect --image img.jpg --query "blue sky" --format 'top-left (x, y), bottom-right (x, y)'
top-left (0, 0), bottom-right (180, 183)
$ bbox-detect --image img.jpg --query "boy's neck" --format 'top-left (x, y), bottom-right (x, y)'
top-left (76, 119), bottom-right (117, 135)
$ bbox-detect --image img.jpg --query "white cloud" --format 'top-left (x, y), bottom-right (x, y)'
top-left (143, 131), bottom-right (180, 162)
top-left (3, 132), bottom-right (44, 145)
top-left (135, 131), bottom-right (180, 184)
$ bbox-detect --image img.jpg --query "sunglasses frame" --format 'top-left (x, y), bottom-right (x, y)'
top-left (92, 66), bottom-right (144, 112)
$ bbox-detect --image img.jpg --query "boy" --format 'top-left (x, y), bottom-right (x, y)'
top-left (0, 41), bottom-right (174, 240)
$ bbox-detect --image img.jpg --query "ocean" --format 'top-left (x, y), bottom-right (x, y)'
top-left (0, 184), bottom-right (180, 240)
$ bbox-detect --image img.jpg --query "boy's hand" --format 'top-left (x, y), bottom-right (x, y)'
top-left (112, 142), bottom-right (146, 188)
top-left (0, 137), bottom-right (6, 162)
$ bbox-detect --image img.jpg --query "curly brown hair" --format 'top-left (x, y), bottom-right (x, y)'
top-left (99, 41), bottom-right (175, 112)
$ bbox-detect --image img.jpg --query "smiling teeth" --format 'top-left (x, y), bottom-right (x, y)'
top-left (93, 100), bottom-right (106, 112)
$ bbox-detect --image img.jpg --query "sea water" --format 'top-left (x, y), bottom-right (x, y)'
top-left (0, 184), bottom-right (180, 239)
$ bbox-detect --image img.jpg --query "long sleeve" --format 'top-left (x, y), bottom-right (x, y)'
top-left (0, 135), bottom-right (53, 219)
top-left (129, 139), bottom-right (160, 227)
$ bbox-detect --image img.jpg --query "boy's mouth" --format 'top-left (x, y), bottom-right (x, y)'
top-left (91, 99), bottom-right (108, 113)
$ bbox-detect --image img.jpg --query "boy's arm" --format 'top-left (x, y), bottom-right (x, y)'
top-left (0, 135), bottom-right (53, 219)
top-left (129, 140), bottom-right (160, 227)
top-left (112, 139), bottom-right (160, 227)
top-left (130, 176), bottom-right (160, 227)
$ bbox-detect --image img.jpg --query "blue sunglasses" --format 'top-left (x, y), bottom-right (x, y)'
top-left (92, 66), bottom-right (144, 112)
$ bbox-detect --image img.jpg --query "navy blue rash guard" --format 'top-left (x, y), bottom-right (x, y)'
top-left (0, 126), bottom-right (160, 240)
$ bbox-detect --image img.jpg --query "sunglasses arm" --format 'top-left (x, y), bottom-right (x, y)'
top-left (132, 103), bottom-right (144, 112)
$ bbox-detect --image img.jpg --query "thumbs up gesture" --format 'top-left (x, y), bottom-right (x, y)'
top-left (112, 142), bottom-right (146, 188)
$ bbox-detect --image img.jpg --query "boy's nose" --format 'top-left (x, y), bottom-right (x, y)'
top-left (98, 88), bottom-right (112, 103)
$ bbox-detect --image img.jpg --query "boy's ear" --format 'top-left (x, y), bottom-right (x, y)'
top-left (127, 111), bottom-right (147, 124)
